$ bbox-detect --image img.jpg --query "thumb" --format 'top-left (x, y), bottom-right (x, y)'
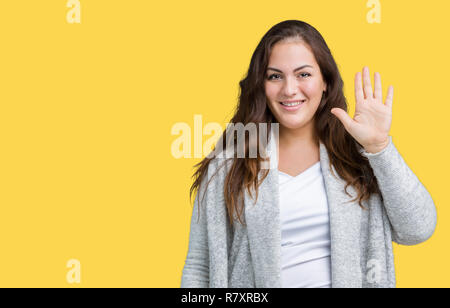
top-left (330, 108), bottom-right (353, 129)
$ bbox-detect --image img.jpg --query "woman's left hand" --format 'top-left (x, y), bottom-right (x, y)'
top-left (330, 66), bottom-right (393, 154)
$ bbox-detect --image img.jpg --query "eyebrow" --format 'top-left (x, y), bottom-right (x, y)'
top-left (266, 65), bottom-right (313, 73)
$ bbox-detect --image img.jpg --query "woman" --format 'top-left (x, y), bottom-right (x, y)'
top-left (180, 20), bottom-right (437, 288)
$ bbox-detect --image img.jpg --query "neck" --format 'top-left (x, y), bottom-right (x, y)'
top-left (279, 122), bottom-right (318, 149)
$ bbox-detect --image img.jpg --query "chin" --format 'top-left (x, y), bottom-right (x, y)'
top-left (285, 124), bottom-right (307, 130)
top-left (279, 120), bottom-right (308, 130)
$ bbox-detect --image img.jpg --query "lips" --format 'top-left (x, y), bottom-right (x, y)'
top-left (278, 100), bottom-right (305, 111)
top-left (279, 99), bottom-right (306, 106)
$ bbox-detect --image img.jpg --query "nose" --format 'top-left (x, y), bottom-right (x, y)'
top-left (282, 75), bottom-right (299, 97)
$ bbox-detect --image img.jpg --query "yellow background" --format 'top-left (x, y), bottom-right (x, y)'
top-left (0, 0), bottom-right (447, 287)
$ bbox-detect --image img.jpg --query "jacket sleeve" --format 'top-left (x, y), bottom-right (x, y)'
top-left (180, 171), bottom-right (210, 287)
top-left (359, 135), bottom-right (437, 246)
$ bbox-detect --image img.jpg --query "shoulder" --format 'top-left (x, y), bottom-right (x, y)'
top-left (206, 156), bottom-right (233, 184)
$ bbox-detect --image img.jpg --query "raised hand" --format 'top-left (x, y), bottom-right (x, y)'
top-left (330, 66), bottom-right (393, 154)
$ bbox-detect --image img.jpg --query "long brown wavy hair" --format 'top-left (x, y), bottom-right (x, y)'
top-left (189, 20), bottom-right (382, 227)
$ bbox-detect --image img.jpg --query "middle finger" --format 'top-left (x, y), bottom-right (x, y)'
top-left (363, 66), bottom-right (373, 99)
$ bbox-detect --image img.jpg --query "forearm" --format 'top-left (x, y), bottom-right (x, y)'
top-left (181, 183), bottom-right (210, 287)
top-left (360, 136), bottom-right (437, 245)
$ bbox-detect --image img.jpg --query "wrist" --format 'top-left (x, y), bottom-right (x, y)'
top-left (363, 138), bottom-right (390, 154)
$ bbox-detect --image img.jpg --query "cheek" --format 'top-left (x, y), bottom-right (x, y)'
top-left (302, 81), bottom-right (322, 96)
top-left (265, 83), bottom-right (278, 99)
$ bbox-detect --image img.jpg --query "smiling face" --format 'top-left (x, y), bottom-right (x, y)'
top-left (264, 40), bottom-right (327, 135)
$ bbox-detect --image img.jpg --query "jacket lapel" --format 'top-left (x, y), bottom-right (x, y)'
top-left (318, 142), bottom-right (363, 288)
top-left (244, 131), bottom-right (362, 288)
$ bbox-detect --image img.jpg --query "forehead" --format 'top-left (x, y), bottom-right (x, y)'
top-left (267, 42), bottom-right (317, 69)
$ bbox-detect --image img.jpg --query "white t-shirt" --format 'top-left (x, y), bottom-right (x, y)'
top-left (279, 161), bottom-right (332, 288)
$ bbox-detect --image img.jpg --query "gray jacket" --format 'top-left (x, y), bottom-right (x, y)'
top-left (180, 134), bottom-right (437, 288)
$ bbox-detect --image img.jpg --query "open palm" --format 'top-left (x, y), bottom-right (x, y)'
top-left (331, 66), bottom-right (393, 151)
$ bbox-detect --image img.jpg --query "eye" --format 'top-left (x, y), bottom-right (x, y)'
top-left (267, 74), bottom-right (281, 80)
top-left (267, 73), bottom-right (311, 80)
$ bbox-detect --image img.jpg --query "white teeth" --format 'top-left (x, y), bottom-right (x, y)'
top-left (280, 101), bottom-right (304, 107)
